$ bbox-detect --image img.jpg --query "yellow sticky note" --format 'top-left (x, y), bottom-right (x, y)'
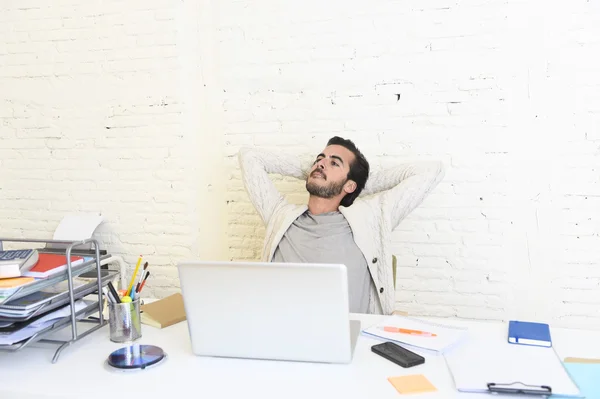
top-left (564, 357), bottom-right (600, 364)
top-left (388, 374), bottom-right (437, 394)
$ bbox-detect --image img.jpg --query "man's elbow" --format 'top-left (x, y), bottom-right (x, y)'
top-left (238, 147), bottom-right (258, 166)
top-left (418, 161), bottom-right (446, 189)
top-left (413, 160), bottom-right (445, 178)
top-left (429, 160), bottom-right (445, 178)
top-left (238, 147), bottom-right (253, 159)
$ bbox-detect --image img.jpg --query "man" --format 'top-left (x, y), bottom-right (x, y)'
top-left (238, 136), bottom-right (444, 315)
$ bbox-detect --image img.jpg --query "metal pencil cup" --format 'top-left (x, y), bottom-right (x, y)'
top-left (108, 298), bottom-right (142, 343)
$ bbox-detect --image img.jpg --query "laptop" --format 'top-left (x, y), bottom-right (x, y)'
top-left (177, 260), bottom-right (361, 364)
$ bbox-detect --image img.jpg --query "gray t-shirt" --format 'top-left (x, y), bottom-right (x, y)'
top-left (272, 211), bottom-right (371, 313)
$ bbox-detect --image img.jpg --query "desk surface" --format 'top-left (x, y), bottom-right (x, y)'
top-left (0, 313), bottom-right (597, 399)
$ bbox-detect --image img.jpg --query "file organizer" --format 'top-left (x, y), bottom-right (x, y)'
top-left (0, 237), bottom-right (115, 363)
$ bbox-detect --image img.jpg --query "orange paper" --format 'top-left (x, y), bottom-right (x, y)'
top-left (0, 277), bottom-right (35, 289)
top-left (388, 374), bottom-right (437, 394)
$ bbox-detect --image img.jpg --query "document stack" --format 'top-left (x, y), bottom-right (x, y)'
top-left (0, 237), bottom-right (118, 363)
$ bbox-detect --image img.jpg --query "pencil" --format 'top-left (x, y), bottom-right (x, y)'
top-left (126, 255), bottom-right (143, 296)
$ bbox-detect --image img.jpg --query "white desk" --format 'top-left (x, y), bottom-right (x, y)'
top-left (0, 314), bottom-right (597, 399)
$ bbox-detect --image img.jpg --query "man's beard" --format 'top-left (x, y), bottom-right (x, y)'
top-left (306, 171), bottom-right (346, 199)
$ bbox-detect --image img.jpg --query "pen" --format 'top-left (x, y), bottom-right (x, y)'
top-left (102, 286), bottom-right (111, 306)
top-left (102, 287), bottom-right (113, 303)
top-left (135, 262), bottom-right (148, 293)
top-left (101, 288), bottom-right (109, 318)
top-left (107, 281), bottom-right (122, 304)
top-left (138, 271), bottom-right (150, 294)
top-left (135, 272), bottom-right (146, 293)
top-left (382, 327), bottom-right (437, 337)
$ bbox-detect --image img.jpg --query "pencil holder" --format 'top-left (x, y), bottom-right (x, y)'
top-left (108, 298), bottom-right (142, 343)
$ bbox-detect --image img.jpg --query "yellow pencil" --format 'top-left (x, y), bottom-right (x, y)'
top-left (126, 255), bottom-right (143, 296)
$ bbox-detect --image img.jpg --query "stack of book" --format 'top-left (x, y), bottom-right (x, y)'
top-left (0, 251), bottom-right (88, 303)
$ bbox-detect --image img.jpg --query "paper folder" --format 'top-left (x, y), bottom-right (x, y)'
top-left (562, 361), bottom-right (600, 398)
top-left (444, 332), bottom-right (582, 397)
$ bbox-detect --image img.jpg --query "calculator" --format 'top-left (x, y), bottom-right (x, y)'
top-left (0, 249), bottom-right (36, 262)
top-left (0, 249), bottom-right (39, 276)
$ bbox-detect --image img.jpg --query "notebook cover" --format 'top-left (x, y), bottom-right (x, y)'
top-left (24, 253), bottom-right (84, 277)
top-left (140, 293), bottom-right (186, 329)
top-left (508, 320), bottom-right (552, 347)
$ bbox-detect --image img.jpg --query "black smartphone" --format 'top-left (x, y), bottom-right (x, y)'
top-left (371, 341), bottom-right (425, 368)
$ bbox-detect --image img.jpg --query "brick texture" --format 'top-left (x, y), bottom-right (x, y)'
top-left (1, 0), bottom-right (598, 329)
top-left (0, 0), bottom-right (199, 299)
top-left (220, 0), bottom-right (600, 329)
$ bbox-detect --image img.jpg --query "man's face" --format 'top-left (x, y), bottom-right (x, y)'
top-left (306, 144), bottom-right (356, 199)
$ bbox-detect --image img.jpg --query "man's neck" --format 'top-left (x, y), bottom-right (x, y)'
top-left (307, 196), bottom-right (340, 215)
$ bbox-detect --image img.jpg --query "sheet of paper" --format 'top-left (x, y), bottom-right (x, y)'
top-left (563, 363), bottom-right (600, 398)
top-left (28, 300), bottom-right (89, 328)
top-left (52, 213), bottom-right (104, 241)
top-left (362, 315), bottom-right (468, 353)
top-left (388, 374), bottom-right (437, 394)
top-left (0, 300), bottom-right (89, 345)
top-left (444, 334), bottom-right (581, 397)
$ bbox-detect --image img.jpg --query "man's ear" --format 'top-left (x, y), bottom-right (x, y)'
top-left (344, 180), bottom-right (357, 194)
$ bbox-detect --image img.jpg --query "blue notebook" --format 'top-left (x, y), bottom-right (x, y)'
top-left (508, 320), bottom-right (552, 348)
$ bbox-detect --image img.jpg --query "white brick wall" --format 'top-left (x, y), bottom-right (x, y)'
top-left (1, 0), bottom-right (599, 329)
top-left (221, 0), bottom-right (600, 329)
top-left (0, 0), bottom-right (227, 298)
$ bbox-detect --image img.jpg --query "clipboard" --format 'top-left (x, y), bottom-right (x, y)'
top-left (443, 332), bottom-right (582, 397)
top-left (487, 382), bottom-right (552, 395)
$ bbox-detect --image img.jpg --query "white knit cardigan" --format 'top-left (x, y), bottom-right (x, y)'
top-left (238, 147), bottom-right (445, 315)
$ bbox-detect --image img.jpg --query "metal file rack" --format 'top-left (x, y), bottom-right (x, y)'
top-left (0, 237), bottom-right (115, 363)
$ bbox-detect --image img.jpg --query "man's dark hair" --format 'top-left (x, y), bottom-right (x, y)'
top-left (327, 136), bottom-right (370, 207)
